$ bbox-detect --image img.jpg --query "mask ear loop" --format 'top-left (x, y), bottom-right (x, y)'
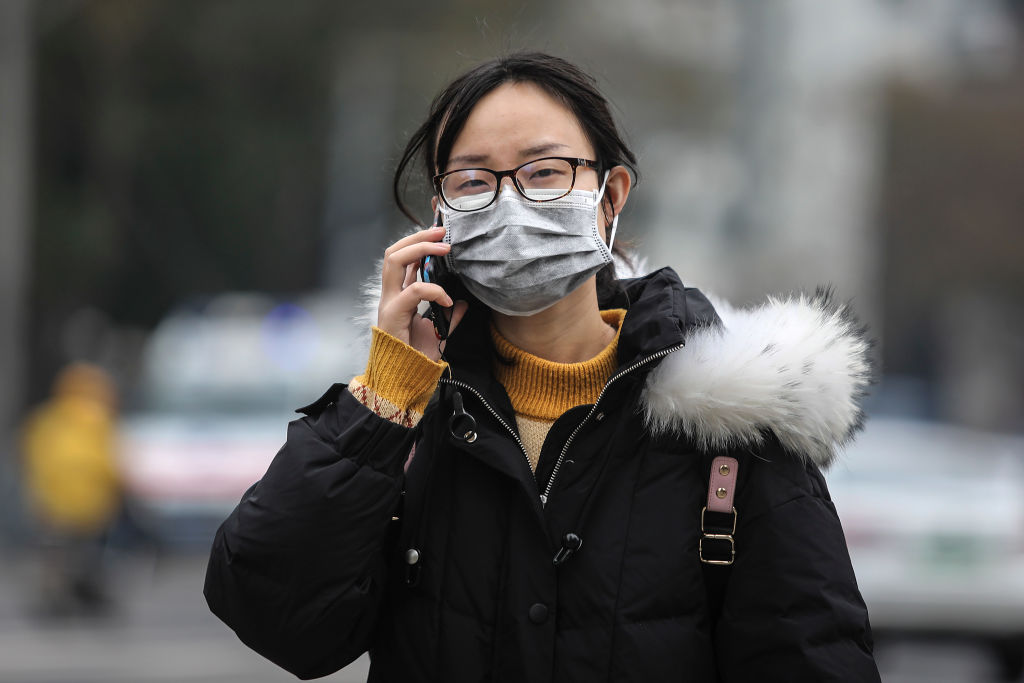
top-left (594, 170), bottom-right (611, 202)
top-left (595, 170), bottom-right (617, 251)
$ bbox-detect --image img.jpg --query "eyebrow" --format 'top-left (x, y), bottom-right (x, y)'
top-left (446, 142), bottom-right (571, 169)
top-left (520, 142), bottom-right (570, 158)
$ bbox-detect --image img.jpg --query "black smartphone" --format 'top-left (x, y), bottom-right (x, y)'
top-left (420, 210), bottom-right (455, 340)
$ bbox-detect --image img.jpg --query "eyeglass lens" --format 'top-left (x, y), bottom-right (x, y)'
top-left (440, 158), bottom-right (577, 210)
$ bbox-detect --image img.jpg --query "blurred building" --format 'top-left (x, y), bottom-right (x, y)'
top-left (547, 0), bottom-right (1023, 430)
top-left (562, 0), bottom-right (1017, 304)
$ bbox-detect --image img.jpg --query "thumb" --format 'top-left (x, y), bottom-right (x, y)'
top-left (447, 300), bottom-right (470, 335)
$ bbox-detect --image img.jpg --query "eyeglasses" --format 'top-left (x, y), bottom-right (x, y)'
top-left (433, 156), bottom-right (600, 212)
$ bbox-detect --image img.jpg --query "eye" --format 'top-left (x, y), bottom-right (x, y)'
top-left (454, 178), bottom-right (486, 192)
top-left (442, 170), bottom-right (496, 197)
top-left (517, 158), bottom-right (573, 188)
top-left (530, 167), bottom-right (565, 180)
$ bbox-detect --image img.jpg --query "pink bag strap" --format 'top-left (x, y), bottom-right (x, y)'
top-left (700, 455), bottom-right (739, 565)
top-left (706, 456), bottom-right (738, 512)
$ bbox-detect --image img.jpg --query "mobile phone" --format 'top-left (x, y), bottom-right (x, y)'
top-left (420, 210), bottom-right (455, 340)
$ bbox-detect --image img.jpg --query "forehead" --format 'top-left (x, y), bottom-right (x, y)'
top-left (446, 81), bottom-right (593, 166)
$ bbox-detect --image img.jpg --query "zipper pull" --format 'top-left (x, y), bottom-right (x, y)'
top-left (448, 390), bottom-right (478, 443)
top-left (552, 532), bottom-right (583, 566)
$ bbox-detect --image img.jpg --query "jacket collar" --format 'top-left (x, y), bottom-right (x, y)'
top-left (603, 267), bottom-right (719, 364)
top-left (357, 259), bottom-right (871, 469)
top-left (441, 267), bottom-right (715, 388)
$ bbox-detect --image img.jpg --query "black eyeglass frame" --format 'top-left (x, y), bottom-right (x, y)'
top-left (432, 156), bottom-right (601, 212)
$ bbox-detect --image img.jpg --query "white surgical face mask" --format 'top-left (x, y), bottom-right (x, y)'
top-left (441, 175), bottom-right (614, 316)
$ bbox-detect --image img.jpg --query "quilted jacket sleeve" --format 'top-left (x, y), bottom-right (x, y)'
top-left (203, 384), bottom-right (415, 680)
top-left (714, 444), bottom-right (881, 682)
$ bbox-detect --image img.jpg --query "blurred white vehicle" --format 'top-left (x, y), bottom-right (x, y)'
top-left (828, 416), bottom-right (1024, 681)
top-left (118, 292), bottom-right (365, 545)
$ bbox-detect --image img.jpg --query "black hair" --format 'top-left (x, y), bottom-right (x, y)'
top-left (393, 52), bottom-right (639, 294)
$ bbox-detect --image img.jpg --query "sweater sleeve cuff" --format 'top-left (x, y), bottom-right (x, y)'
top-left (348, 326), bottom-right (446, 427)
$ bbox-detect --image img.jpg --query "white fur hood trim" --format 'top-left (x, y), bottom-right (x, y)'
top-left (641, 290), bottom-right (872, 469)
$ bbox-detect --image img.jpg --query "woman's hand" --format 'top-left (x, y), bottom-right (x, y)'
top-left (377, 227), bottom-right (468, 361)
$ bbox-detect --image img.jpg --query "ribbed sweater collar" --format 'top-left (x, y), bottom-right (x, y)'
top-left (489, 309), bottom-right (626, 421)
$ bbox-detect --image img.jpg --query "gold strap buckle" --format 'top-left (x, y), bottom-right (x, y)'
top-left (699, 506), bottom-right (737, 566)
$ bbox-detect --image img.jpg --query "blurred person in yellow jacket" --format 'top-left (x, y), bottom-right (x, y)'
top-left (21, 362), bottom-right (122, 616)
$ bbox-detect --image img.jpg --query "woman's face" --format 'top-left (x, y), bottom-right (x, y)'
top-left (440, 81), bottom-right (627, 238)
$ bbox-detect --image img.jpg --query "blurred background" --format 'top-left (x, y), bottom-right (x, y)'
top-left (1, 0), bottom-right (1023, 681)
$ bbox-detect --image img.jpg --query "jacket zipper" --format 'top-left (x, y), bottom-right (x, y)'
top-left (438, 377), bottom-right (536, 483)
top-left (540, 343), bottom-right (686, 507)
top-left (438, 342), bottom-right (684, 507)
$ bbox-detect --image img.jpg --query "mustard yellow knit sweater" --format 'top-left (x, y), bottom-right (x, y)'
top-left (348, 310), bottom-right (625, 469)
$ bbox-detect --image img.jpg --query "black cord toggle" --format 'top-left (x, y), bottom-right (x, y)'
top-left (448, 390), bottom-right (478, 442)
top-left (553, 532), bottom-right (583, 566)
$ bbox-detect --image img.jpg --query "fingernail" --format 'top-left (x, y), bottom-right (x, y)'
top-left (445, 296), bottom-right (453, 306)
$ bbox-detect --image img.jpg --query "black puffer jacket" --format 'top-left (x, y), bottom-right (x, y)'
top-left (205, 267), bottom-right (880, 682)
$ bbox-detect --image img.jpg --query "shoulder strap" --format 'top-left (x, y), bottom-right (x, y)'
top-left (701, 455), bottom-right (738, 564)
top-left (701, 455), bottom-right (739, 629)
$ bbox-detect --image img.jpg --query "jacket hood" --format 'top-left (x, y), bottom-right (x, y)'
top-left (641, 287), bottom-right (873, 469)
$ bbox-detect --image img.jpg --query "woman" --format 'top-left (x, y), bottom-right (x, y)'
top-left (205, 52), bottom-right (880, 681)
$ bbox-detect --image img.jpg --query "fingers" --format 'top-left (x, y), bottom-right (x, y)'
top-left (402, 264), bottom-right (418, 289)
top-left (401, 282), bottom-right (453, 309)
top-left (385, 225), bottom-right (446, 254)
top-left (381, 227), bottom-right (448, 299)
top-left (375, 227), bottom-right (454, 352)
top-left (377, 282), bottom-right (453, 339)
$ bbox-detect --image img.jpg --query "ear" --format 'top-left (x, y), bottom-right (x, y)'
top-left (605, 165), bottom-right (632, 217)
top-left (600, 165), bottom-right (632, 233)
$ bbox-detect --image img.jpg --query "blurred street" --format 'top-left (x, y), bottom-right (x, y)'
top-left (0, 549), bottom-right (1015, 683)
top-left (1, 1), bottom-right (1023, 681)
top-left (0, 551), bottom-right (369, 683)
